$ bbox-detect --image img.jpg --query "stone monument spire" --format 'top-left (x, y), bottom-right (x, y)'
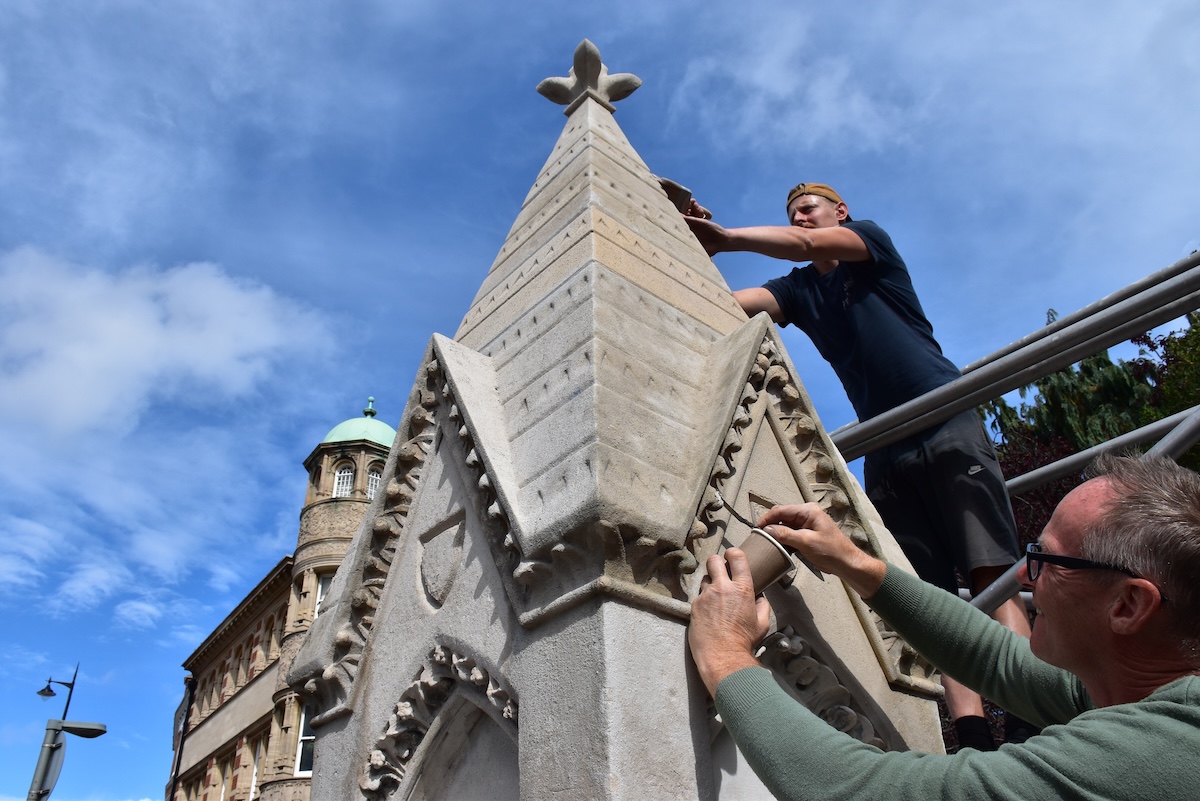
top-left (290, 41), bottom-right (943, 801)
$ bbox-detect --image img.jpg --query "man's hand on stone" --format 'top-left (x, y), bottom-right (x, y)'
top-left (681, 198), bottom-right (731, 256)
top-left (757, 503), bottom-right (888, 599)
top-left (688, 548), bottom-right (772, 698)
top-left (684, 198), bottom-right (713, 220)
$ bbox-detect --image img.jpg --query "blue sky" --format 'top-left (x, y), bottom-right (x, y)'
top-left (1, 2), bottom-right (1197, 799)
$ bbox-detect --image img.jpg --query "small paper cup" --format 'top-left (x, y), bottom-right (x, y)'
top-left (738, 527), bottom-right (793, 594)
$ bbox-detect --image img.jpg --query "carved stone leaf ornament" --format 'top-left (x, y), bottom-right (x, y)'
top-left (301, 358), bottom-right (444, 725)
top-left (361, 645), bottom-right (517, 800)
top-left (759, 626), bottom-right (887, 748)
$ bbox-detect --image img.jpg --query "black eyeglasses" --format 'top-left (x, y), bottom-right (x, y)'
top-left (1025, 543), bottom-right (1141, 581)
top-left (1024, 544), bottom-right (1170, 603)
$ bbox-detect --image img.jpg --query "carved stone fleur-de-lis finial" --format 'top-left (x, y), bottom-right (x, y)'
top-left (537, 39), bottom-right (642, 115)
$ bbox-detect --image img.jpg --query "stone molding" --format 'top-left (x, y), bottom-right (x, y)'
top-left (292, 537), bottom-right (356, 576)
top-left (258, 776), bottom-right (311, 801)
top-left (360, 645), bottom-right (517, 800)
top-left (299, 360), bottom-right (442, 727)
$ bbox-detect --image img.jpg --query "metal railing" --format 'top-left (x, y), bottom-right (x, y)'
top-left (822, 250), bottom-right (1200, 613)
top-left (830, 250), bottom-right (1200, 463)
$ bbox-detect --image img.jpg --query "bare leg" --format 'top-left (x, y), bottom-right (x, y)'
top-left (942, 564), bottom-right (1032, 750)
top-left (970, 564), bottom-right (1032, 639)
top-left (943, 675), bottom-right (985, 719)
top-left (943, 564), bottom-right (1035, 750)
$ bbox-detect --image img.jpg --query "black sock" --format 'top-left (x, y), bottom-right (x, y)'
top-left (954, 715), bottom-right (996, 752)
top-left (1003, 713), bottom-right (1040, 744)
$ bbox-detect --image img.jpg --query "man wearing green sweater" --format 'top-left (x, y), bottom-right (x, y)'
top-left (689, 453), bottom-right (1200, 800)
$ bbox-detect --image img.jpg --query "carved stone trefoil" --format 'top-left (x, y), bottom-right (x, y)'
top-left (536, 39), bottom-right (642, 115)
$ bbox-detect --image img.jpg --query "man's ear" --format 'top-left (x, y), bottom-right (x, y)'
top-left (1109, 579), bottom-right (1164, 636)
top-left (835, 202), bottom-right (849, 222)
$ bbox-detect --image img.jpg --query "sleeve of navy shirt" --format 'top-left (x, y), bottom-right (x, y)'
top-left (762, 220), bottom-right (962, 420)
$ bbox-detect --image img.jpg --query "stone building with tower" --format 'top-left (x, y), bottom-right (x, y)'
top-left (166, 400), bottom-right (396, 801)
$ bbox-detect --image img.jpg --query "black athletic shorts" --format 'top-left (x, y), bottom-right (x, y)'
top-left (864, 410), bottom-right (1021, 593)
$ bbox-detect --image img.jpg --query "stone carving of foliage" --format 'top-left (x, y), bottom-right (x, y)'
top-left (303, 360), bottom-right (443, 724)
top-left (758, 626), bottom-right (887, 749)
top-left (361, 645), bottom-right (517, 800)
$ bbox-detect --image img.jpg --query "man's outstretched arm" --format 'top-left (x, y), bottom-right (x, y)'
top-left (684, 216), bottom-right (871, 263)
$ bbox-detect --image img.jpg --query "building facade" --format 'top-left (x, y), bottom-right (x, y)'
top-left (167, 400), bottom-right (396, 801)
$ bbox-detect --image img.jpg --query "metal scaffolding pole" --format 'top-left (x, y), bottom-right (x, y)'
top-left (832, 269), bottom-right (1200, 461)
top-left (961, 250), bottom-right (1200, 375)
top-left (971, 415), bottom-right (1200, 614)
top-left (1147, 406), bottom-right (1200, 460)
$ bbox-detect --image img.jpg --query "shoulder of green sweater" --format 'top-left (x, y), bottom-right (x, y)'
top-left (1148, 673), bottom-right (1200, 703)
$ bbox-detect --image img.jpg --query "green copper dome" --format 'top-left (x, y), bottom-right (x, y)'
top-left (321, 397), bottom-right (396, 448)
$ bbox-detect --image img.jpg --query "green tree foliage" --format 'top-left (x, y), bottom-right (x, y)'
top-left (1129, 311), bottom-right (1200, 473)
top-left (978, 310), bottom-right (1200, 542)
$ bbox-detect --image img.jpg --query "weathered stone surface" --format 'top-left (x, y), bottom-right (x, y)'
top-left (289, 40), bottom-right (943, 801)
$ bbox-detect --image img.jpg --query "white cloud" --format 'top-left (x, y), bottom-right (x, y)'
top-left (53, 551), bottom-right (136, 614)
top-left (667, 0), bottom-right (1199, 172)
top-left (0, 247), bottom-right (326, 438)
top-left (0, 1), bottom-right (423, 254)
top-left (668, 12), bottom-right (906, 155)
top-left (0, 248), bottom-right (333, 617)
top-left (114, 598), bottom-right (165, 630)
top-left (0, 517), bottom-right (64, 594)
top-left (0, 642), bottom-right (49, 676)
top-left (163, 623), bottom-right (209, 650)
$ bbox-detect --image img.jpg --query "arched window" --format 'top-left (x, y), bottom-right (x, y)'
top-left (243, 635), bottom-right (255, 681)
top-left (333, 464), bottom-right (354, 498)
top-left (216, 751), bottom-right (234, 801)
top-left (315, 573), bottom-right (333, 619)
top-left (295, 704), bottom-right (316, 776)
top-left (366, 468), bottom-right (382, 500)
top-left (233, 646), bottom-right (245, 688)
top-left (247, 731), bottom-right (267, 800)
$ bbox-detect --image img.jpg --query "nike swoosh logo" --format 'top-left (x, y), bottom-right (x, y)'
top-left (968, 465), bottom-right (985, 475)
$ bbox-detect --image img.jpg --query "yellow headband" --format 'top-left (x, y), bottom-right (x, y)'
top-left (785, 182), bottom-right (845, 210)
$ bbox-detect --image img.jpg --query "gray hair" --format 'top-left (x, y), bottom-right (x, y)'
top-left (1082, 453), bottom-right (1200, 660)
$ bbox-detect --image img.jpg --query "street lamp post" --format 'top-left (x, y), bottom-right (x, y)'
top-left (27, 664), bottom-right (107, 801)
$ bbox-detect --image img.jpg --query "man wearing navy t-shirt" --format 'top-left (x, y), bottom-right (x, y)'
top-left (684, 183), bottom-right (1033, 750)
